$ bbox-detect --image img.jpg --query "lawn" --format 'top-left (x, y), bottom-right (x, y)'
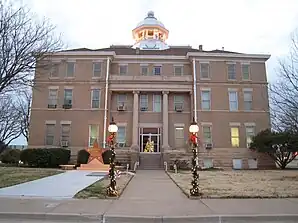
top-left (0, 167), bottom-right (63, 189)
top-left (168, 170), bottom-right (298, 198)
top-left (75, 173), bottom-right (133, 199)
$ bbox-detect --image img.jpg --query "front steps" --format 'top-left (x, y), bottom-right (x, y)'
top-left (139, 153), bottom-right (163, 170)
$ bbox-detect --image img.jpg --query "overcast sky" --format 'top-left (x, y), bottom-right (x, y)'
top-left (11, 0), bottom-right (298, 145)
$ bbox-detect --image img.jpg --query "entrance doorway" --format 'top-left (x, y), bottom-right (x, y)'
top-left (139, 127), bottom-right (161, 153)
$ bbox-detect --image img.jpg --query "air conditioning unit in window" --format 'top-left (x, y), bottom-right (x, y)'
top-left (63, 100), bottom-right (72, 109)
top-left (205, 143), bottom-right (213, 150)
top-left (175, 104), bottom-right (183, 112)
top-left (60, 140), bottom-right (69, 147)
top-left (118, 142), bottom-right (126, 148)
top-left (117, 104), bottom-right (126, 111)
top-left (140, 107), bottom-right (148, 111)
top-left (48, 104), bottom-right (57, 109)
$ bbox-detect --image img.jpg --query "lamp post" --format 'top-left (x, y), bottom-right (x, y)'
top-left (107, 117), bottom-right (118, 197)
top-left (189, 117), bottom-right (200, 196)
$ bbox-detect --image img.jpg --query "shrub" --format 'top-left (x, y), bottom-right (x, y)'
top-left (77, 149), bottom-right (90, 165)
top-left (0, 149), bottom-right (21, 164)
top-left (102, 149), bottom-right (113, 164)
top-left (170, 159), bottom-right (191, 171)
top-left (20, 148), bottom-right (70, 168)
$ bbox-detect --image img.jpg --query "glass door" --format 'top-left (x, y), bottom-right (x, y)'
top-left (139, 128), bottom-right (161, 153)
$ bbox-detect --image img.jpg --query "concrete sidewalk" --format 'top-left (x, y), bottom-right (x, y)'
top-left (0, 195), bottom-right (298, 222)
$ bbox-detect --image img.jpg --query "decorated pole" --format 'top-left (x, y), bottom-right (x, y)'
top-left (107, 117), bottom-right (118, 197)
top-left (189, 118), bottom-right (200, 196)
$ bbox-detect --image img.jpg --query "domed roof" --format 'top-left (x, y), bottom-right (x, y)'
top-left (135, 11), bottom-right (167, 30)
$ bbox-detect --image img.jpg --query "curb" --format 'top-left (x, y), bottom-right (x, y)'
top-left (0, 212), bottom-right (103, 222)
top-left (1, 212), bottom-right (298, 222)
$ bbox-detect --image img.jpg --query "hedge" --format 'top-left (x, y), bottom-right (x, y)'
top-left (20, 148), bottom-right (70, 168)
top-left (77, 149), bottom-right (90, 165)
top-left (0, 149), bottom-right (21, 164)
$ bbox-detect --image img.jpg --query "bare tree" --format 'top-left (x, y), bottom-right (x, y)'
top-left (0, 2), bottom-right (63, 95)
top-left (16, 89), bottom-right (31, 143)
top-left (270, 30), bottom-right (298, 133)
top-left (0, 94), bottom-right (22, 144)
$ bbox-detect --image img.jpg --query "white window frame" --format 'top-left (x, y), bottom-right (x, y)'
top-left (64, 89), bottom-right (73, 105)
top-left (202, 125), bottom-right (212, 144)
top-left (201, 90), bottom-right (211, 110)
top-left (228, 90), bottom-right (238, 111)
top-left (140, 94), bottom-right (148, 111)
top-left (153, 66), bottom-right (162, 75)
top-left (174, 125), bottom-right (185, 148)
top-left (243, 90), bottom-right (252, 111)
top-left (117, 126), bottom-right (126, 145)
top-left (245, 125), bottom-right (255, 148)
top-left (88, 124), bottom-right (99, 147)
top-left (119, 64), bottom-right (128, 75)
top-left (91, 89), bottom-right (100, 109)
top-left (140, 65), bottom-right (148, 75)
top-left (48, 89), bottom-right (58, 107)
top-left (61, 124), bottom-right (71, 142)
top-left (230, 127), bottom-right (240, 147)
top-left (117, 94), bottom-right (127, 106)
top-left (153, 94), bottom-right (161, 112)
top-left (45, 124), bottom-right (55, 145)
top-left (93, 62), bottom-right (102, 77)
top-left (227, 63), bottom-right (236, 80)
top-left (174, 95), bottom-right (184, 109)
top-left (241, 63), bottom-right (250, 80)
top-left (66, 62), bottom-right (75, 77)
top-left (200, 63), bottom-right (210, 79)
top-left (174, 65), bottom-right (183, 76)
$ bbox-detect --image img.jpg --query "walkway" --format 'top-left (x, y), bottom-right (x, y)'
top-left (105, 170), bottom-right (211, 217)
top-left (0, 170), bottom-right (105, 199)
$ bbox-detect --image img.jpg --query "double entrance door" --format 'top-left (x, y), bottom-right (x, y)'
top-left (139, 127), bottom-right (161, 153)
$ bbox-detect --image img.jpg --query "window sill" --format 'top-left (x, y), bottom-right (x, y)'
top-left (92, 77), bottom-right (102, 79)
top-left (64, 77), bottom-right (75, 79)
top-left (200, 78), bottom-right (211, 80)
top-left (49, 77), bottom-right (59, 80)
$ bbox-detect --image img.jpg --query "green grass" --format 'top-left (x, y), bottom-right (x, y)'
top-left (0, 167), bottom-right (63, 188)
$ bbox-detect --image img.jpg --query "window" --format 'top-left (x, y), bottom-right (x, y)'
top-left (174, 66), bottom-right (183, 76)
top-left (243, 91), bottom-right (252, 111)
top-left (153, 94), bottom-right (161, 112)
top-left (174, 95), bottom-right (184, 110)
top-left (117, 94), bottom-right (127, 106)
top-left (93, 62), bottom-right (102, 77)
top-left (231, 127), bottom-right (239, 147)
top-left (48, 89), bottom-right (58, 108)
top-left (91, 89), bottom-right (100, 108)
top-left (64, 89), bottom-right (73, 105)
top-left (61, 124), bottom-right (71, 142)
top-left (227, 64), bottom-right (236, 80)
top-left (117, 126), bottom-right (126, 145)
top-left (175, 127), bottom-right (185, 147)
top-left (89, 124), bottom-right (99, 147)
top-left (202, 126), bottom-right (212, 144)
top-left (242, 64), bottom-right (250, 80)
top-left (119, 65), bottom-right (127, 75)
top-left (201, 90), bottom-right (211, 110)
top-left (229, 91), bottom-right (238, 111)
top-left (50, 64), bottom-right (59, 77)
top-left (200, 63), bottom-right (210, 79)
top-left (246, 126), bottom-right (255, 148)
top-left (66, 62), bottom-right (75, 77)
top-left (140, 94), bottom-right (148, 111)
top-left (153, 66), bottom-right (161, 75)
top-left (45, 124), bottom-right (55, 145)
top-left (141, 66), bottom-right (148, 75)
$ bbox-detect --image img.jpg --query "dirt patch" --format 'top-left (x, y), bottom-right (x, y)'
top-left (75, 173), bottom-right (133, 199)
top-left (168, 170), bottom-right (298, 198)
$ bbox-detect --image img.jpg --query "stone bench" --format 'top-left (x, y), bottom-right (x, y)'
top-left (60, 164), bottom-right (76, 170)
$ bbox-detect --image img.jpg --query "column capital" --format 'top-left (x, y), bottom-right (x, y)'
top-left (133, 90), bottom-right (139, 94)
top-left (189, 91), bottom-right (193, 95)
top-left (162, 91), bottom-right (169, 95)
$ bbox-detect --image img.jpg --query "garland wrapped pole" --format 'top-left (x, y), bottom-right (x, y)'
top-left (189, 117), bottom-right (200, 196)
top-left (107, 117), bottom-right (118, 197)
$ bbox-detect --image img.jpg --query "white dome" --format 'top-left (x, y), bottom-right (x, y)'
top-left (135, 11), bottom-right (166, 30)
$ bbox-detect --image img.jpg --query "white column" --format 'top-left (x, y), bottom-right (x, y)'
top-left (162, 91), bottom-right (169, 150)
top-left (132, 91), bottom-right (139, 149)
